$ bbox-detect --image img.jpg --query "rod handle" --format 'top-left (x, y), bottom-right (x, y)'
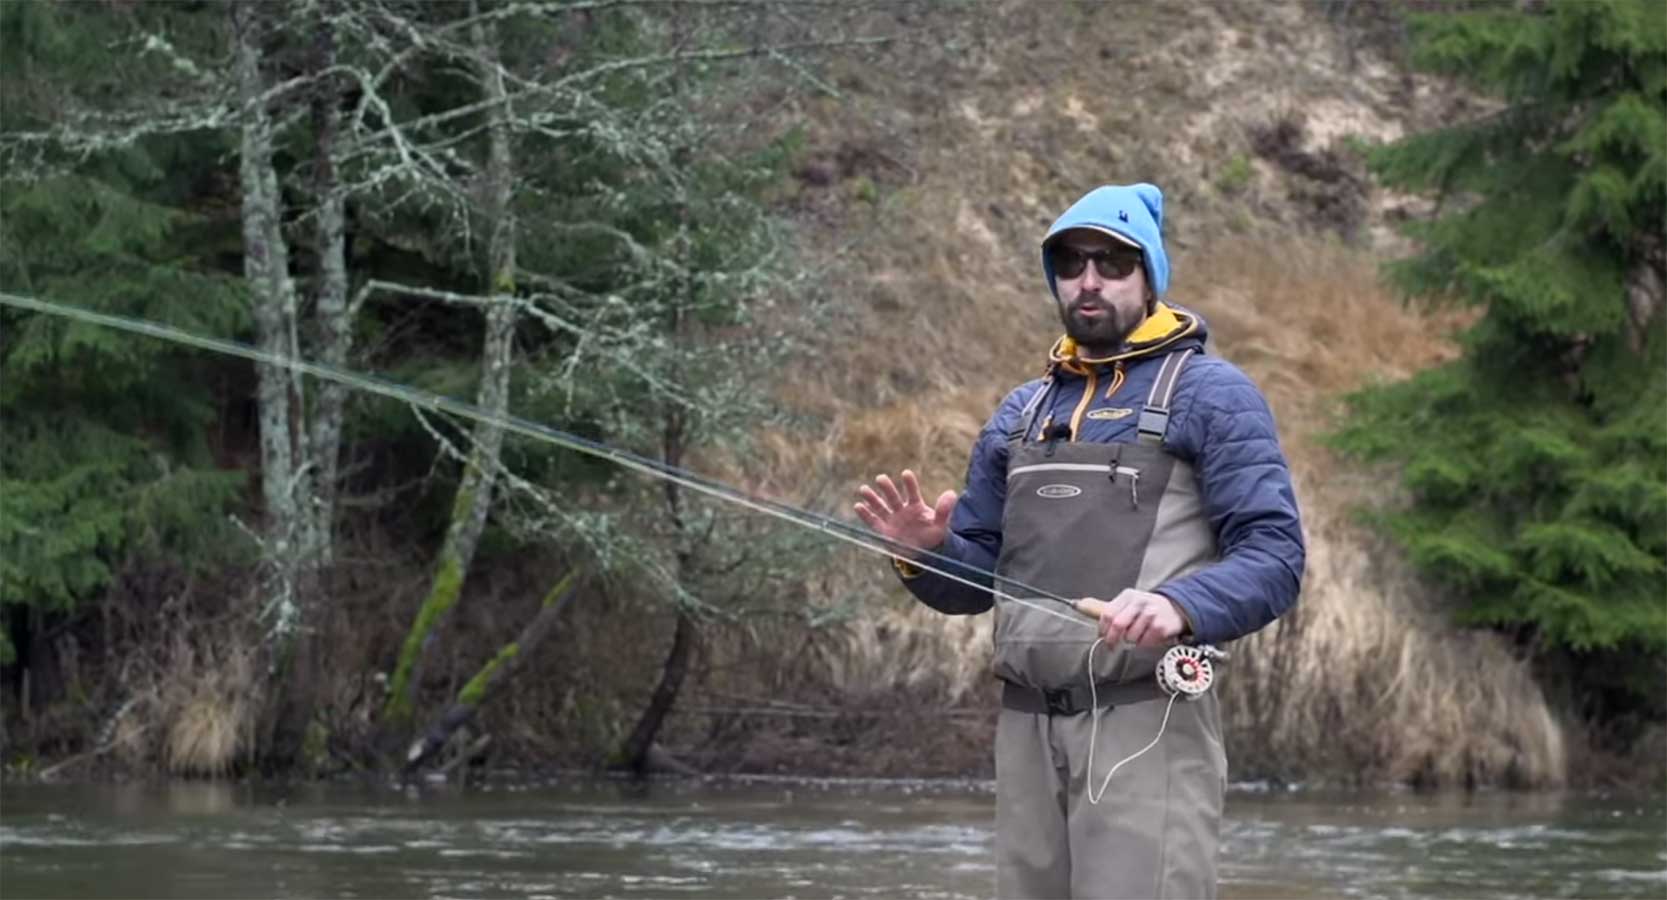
top-left (1074, 597), bottom-right (1110, 620)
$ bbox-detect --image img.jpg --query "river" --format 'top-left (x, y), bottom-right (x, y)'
top-left (2, 777), bottom-right (1662, 898)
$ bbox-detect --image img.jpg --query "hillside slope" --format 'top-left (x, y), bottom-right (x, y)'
top-left (721, 1), bottom-right (1567, 786)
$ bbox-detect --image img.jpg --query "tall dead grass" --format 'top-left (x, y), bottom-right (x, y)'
top-left (1221, 500), bottom-right (1566, 786)
top-left (1185, 239), bottom-right (1563, 786)
top-left (156, 634), bottom-right (259, 777)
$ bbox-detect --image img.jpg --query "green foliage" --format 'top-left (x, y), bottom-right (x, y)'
top-left (1341, 0), bottom-right (1667, 714)
top-left (0, 4), bottom-right (247, 663)
top-left (1216, 154), bottom-right (1253, 195)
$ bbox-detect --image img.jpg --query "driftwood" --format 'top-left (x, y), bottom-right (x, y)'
top-left (401, 570), bottom-right (581, 777)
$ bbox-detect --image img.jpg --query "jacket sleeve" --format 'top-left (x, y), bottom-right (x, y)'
top-left (1155, 362), bottom-right (1305, 644)
top-left (891, 386), bottom-right (1031, 615)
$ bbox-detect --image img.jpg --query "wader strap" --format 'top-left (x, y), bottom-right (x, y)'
top-left (1010, 375), bottom-right (1056, 443)
top-left (1137, 348), bottom-right (1197, 446)
top-left (1000, 678), bottom-right (1168, 716)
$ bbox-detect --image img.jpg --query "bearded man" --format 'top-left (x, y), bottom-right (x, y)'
top-left (854, 183), bottom-right (1305, 899)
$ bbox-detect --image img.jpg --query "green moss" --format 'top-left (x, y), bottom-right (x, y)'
top-left (541, 569), bottom-right (579, 608)
top-left (301, 718), bottom-right (330, 775)
top-left (382, 549), bottom-right (466, 725)
top-left (458, 642), bottom-right (517, 707)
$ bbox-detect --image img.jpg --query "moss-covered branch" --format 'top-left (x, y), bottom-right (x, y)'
top-left (401, 569), bottom-right (581, 775)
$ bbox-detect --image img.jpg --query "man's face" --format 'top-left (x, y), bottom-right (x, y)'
top-left (1049, 230), bottom-right (1149, 356)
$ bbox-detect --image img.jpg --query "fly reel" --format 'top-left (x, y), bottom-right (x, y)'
top-left (1155, 644), bottom-right (1226, 700)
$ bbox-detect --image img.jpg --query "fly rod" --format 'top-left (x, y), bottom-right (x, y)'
top-left (0, 291), bottom-right (1115, 630)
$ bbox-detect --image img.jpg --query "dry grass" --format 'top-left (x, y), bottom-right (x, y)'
top-left (1179, 238), bottom-right (1473, 467)
top-left (159, 636), bottom-right (258, 777)
top-left (1220, 502), bottom-right (1566, 787)
top-left (1182, 239), bottom-right (1563, 786)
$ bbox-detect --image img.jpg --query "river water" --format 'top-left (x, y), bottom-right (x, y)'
top-left (2, 777), bottom-right (1662, 898)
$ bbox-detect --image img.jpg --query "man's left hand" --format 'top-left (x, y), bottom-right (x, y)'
top-left (1094, 589), bottom-right (1189, 647)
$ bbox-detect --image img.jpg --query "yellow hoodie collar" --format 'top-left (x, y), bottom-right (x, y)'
top-left (1048, 302), bottom-right (1199, 372)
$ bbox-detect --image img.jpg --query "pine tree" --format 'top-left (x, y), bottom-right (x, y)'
top-left (0, 2), bottom-right (247, 665)
top-left (1337, 0), bottom-right (1667, 719)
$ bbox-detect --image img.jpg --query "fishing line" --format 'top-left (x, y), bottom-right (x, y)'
top-left (0, 291), bottom-right (1097, 632)
top-left (1085, 638), bottom-right (1175, 804)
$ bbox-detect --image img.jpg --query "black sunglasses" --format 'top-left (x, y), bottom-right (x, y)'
top-left (1049, 245), bottom-right (1142, 280)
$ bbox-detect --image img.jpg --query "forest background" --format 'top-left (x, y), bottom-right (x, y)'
top-left (0, 0), bottom-right (1662, 790)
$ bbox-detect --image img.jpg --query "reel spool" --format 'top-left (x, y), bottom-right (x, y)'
top-left (1155, 644), bottom-right (1218, 700)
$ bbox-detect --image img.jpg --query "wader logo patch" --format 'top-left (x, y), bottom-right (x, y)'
top-left (1087, 408), bottom-right (1135, 421)
top-left (1037, 484), bottom-right (1082, 499)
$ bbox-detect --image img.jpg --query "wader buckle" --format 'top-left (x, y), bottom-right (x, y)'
top-left (1043, 688), bottom-right (1079, 716)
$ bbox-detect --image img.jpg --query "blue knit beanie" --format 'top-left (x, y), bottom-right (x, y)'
top-left (1040, 183), bottom-right (1169, 301)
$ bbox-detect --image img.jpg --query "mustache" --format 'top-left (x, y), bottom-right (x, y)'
top-left (1068, 294), bottom-right (1113, 313)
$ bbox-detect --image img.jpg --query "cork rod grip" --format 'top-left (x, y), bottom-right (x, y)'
top-left (1074, 597), bottom-right (1111, 620)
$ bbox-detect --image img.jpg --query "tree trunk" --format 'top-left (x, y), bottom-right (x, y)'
top-left (234, 6), bottom-right (300, 612)
top-left (1625, 233), bottom-right (1664, 354)
top-left (233, 5), bottom-right (319, 767)
top-left (306, 1), bottom-right (350, 567)
top-left (619, 607), bottom-right (699, 775)
top-left (618, 154), bottom-right (704, 775)
top-left (381, 5), bottom-right (518, 736)
top-left (618, 358), bottom-right (702, 774)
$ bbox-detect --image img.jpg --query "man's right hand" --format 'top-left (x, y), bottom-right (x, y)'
top-left (853, 469), bottom-right (958, 560)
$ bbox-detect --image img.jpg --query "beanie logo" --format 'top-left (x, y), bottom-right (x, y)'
top-left (1118, 210), bottom-right (1129, 222)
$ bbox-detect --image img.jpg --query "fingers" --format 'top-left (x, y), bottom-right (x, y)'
top-left (853, 501), bottom-right (883, 531)
top-left (933, 489), bottom-right (958, 524)
top-left (1097, 593), bottom-right (1130, 643)
top-left (1138, 597), bottom-right (1185, 647)
top-left (875, 473), bottom-right (906, 510)
top-left (1135, 622), bottom-right (1172, 648)
top-left (856, 484), bottom-right (893, 516)
top-left (900, 469), bottom-right (924, 507)
top-left (1098, 589), bottom-right (1171, 646)
top-left (1100, 593), bottom-right (1126, 643)
top-left (1096, 590), bottom-right (1186, 648)
top-left (1124, 606), bottom-right (1158, 647)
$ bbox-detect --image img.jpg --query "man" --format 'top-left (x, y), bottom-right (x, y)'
top-left (853, 183), bottom-right (1304, 899)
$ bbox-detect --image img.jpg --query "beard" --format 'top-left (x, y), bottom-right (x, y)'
top-left (1058, 295), bottom-right (1143, 357)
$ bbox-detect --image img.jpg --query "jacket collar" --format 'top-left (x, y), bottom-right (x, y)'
top-left (1047, 302), bottom-right (1201, 373)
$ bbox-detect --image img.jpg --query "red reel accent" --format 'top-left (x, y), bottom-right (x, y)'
top-left (1156, 645), bottom-right (1214, 700)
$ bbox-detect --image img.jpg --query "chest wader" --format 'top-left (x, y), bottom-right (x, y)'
top-left (992, 349), bottom-right (1228, 900)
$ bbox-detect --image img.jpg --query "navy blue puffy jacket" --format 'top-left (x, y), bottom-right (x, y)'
top-left (898, 304), bottom-right (1304, 645)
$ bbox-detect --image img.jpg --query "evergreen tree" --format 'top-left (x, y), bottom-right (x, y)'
top-left (0, 2), bottom-right (247, 666)
top-left (1337, 0), bottom-right (1667, 720)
